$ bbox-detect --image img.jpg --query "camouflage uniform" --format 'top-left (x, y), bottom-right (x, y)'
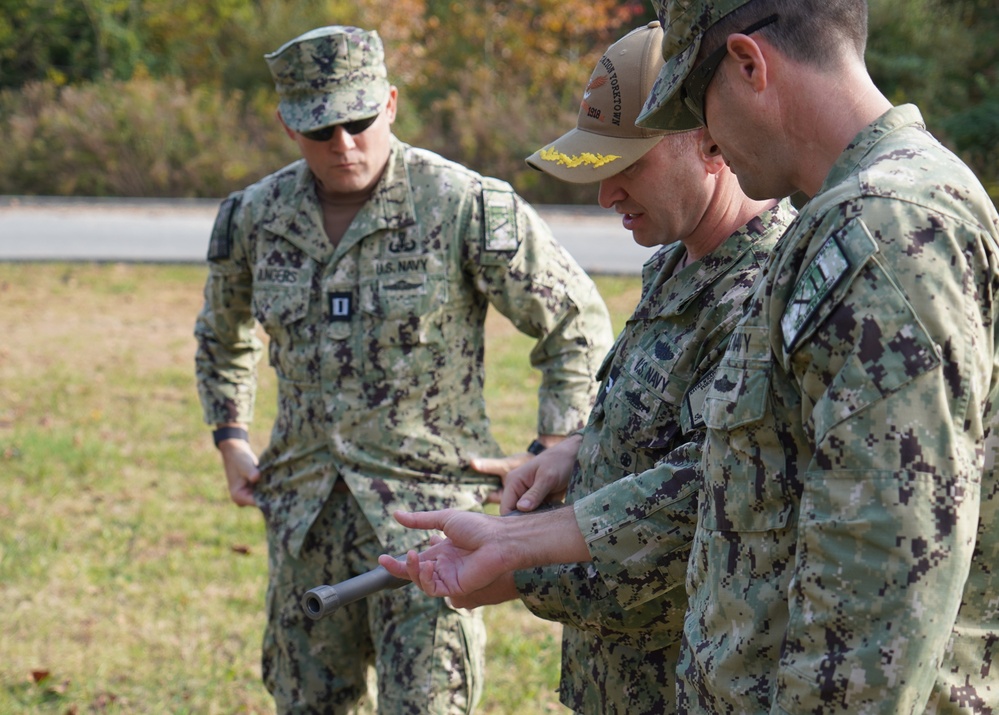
top-left (194, 136), bottom-right (613, 714)
top-left (585, 105), bottom-right (999, 713)
top-left (516, 201), bottom-right (795, 714)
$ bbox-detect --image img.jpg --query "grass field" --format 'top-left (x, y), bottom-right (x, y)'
top-left (0, 262), bottom-right (641, 714)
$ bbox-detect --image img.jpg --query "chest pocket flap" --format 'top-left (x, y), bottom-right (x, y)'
top-left (703, 325), bottom-right (772, 431)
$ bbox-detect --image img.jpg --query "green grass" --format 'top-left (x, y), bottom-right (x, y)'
top-left (0, 263), bottom-right (640, 714)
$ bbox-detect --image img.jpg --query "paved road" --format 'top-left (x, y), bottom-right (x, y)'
top-left (0, 196), bottom-right (652, 275)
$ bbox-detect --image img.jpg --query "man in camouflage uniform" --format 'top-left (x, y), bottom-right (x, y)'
top-left (193, 25), bottom-right (613, 715)
top-left (630, 0), bottom-right (999, 710)
top-left (381, 0), bottom-right (999, 712)
top-left (383, 22), bottom-right (794, 714)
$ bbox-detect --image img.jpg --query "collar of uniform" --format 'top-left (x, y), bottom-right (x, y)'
top-left (341, 135), bottom-right (418, 244)
top-left (818, 104), bottom-right (924, 196)
top-left (640, 199), bottom-right (793, 318)
top-left (260, 159), bottom-right (336, 264)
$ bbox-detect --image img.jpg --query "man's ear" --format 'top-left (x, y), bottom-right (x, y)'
top-left (384, 86), bottom-right (399, 124)
top-left (726, 34), bottom-right (769, 93)
top-left (698, 128), bottom-right (727, 174)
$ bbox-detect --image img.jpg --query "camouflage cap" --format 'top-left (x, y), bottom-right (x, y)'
top-left (526, 21), bottom-right (691, 184)
top-left (265, 26), bottom-right (390, 133)
top-left (636, 0), bottom-right (752, 130)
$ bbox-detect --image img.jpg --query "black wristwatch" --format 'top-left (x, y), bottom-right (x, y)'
top-left (213, 426), bottom-right (249, 448)
top-left (526, 439), bottom-right (547, 456)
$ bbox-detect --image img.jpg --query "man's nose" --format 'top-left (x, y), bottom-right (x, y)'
top-left (329, 126), bottom-right (356, 151)
top-left (597, 178), bottom-right (626, 209)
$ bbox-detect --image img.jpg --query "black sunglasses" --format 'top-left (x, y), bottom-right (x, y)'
top-left (300, 113), bottom-right (379, 142)
top-left (680, 14), bottom-right (779, 126)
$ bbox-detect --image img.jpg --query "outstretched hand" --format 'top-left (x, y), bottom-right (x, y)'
top-left (378, 509), bottom-right (515, 597)
top-left (378, 503), bottom-right (590, 600)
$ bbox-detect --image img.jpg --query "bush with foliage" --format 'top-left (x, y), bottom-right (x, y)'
top-left (0, 0), bottom-right (994, 206)
top-left (0, 77), bottom-right (294, 197)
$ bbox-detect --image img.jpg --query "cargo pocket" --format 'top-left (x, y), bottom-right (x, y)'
top-left (252, 284), bottom-right (313, 382)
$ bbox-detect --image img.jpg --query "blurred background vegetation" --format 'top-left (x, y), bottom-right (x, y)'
top-left (0, 0), bottom-right (995, 206)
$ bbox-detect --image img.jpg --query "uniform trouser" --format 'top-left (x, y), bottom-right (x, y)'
top-left (261, 490), bottom-right (486, 715)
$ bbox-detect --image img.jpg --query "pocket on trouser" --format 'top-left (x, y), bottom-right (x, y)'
top-left (373, 589), bottom-right (485, 715)
top-left (433, 603), bottom-right (485, 715)
top-left (261, 498), bottom-right (378, 715)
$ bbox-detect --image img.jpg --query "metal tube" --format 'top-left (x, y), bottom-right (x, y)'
top-left (302, 566), bottom-right (409, 620)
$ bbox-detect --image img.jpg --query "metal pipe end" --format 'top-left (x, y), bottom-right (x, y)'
top-left (302, 585), bottom-right (340, 620)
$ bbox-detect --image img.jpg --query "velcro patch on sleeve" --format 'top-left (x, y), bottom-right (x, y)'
top-left (482, 187), bottom-right (520, 252)
top-left (207, 192), bottom-right (242, 261)
top-left (780, 233), bottom-right (850, 352)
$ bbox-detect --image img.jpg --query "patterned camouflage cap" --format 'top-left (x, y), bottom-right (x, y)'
top-left (525, 22), bottom-right (690, 184)
top-left (636, 0), bottom-right (752, 130)
top-left (265, 26), bottom-right (390, 133)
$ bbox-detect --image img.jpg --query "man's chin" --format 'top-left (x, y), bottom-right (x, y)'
top-left (632, 233), bottom-right (663, 249)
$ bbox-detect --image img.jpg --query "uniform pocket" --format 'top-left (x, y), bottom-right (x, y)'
top-left (703, 360), bottom-right (771, 430)
top-left (359, 274), bottom-right (448, 347)
top-left (252, 286), bottom-right (314, 382)
top-left (700, 325), bottom-right (792, 532)
top-left (252, 285), bottom-right (310, 330)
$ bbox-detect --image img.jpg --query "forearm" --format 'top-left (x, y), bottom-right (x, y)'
top-left (572, 444), bottom-right (702, 609)
top-left (516, 560), bottom-right (685, 651)
top-left (504, 505), bottom-right (590, 569)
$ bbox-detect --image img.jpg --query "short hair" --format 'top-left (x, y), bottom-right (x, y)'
top-left (699, 0), bottom-right (869, 67)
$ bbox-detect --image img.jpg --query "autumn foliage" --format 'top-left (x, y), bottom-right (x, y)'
top-left (0, 0), bottom-right (995, 205)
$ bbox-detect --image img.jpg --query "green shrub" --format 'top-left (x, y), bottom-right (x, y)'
top-left (0, 77), bottom-right (296, 197)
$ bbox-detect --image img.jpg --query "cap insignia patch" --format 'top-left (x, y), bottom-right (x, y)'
top-left (537, 146), bottom-right (621, 169)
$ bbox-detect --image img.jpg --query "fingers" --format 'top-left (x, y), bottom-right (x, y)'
top-left (229, 484), bottom-right (257, 507)
top-left (405, 550), bottom-right (423, 584)
top-left (220, 441), bottom-right (261, 506)
top-left (506, 441), bottom-right (577, 511)
top-left (499, 459), bottom-right (542, 513)
top-left (404, 549), bottom-right (446, 597)
top-left (499, 486), bottom-right (523, 514)
top-left (377, 550), bottom-right (439, 594)
top-left (470, 456), bottom-right (510, 477)
top-left (378, 554), bottom-right (411, 581)
top-left (504, 469), bottom-right (557, 513)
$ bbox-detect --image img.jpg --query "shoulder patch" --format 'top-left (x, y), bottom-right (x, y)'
top-left (207, 192), bottom-right (242, 261)
top-left (482, 183), bottom-right (520, 253)
top-left (780, 232), bottom-right (850, 352)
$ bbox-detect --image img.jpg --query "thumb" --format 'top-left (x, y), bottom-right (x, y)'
top-left (516, 483), bottom-right (553, 512)
top-left (233, 456), bottom-right (261, 486)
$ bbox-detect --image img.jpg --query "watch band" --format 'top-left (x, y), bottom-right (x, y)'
top-left (526, 439), bottom-right (547, 456)
top-left (213, 426), bottom-right (249, 448)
